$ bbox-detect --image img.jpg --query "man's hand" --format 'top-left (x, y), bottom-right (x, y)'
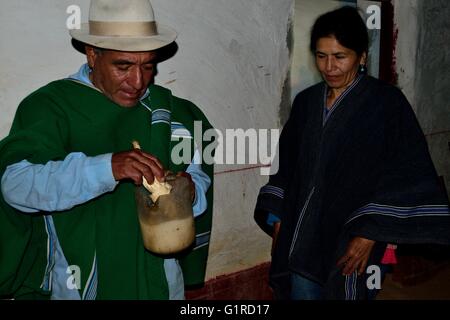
top-left (177, 171), bottom-right (195, 202)
top-left (111, 149), bottom-right (164, 185)
top-left (337, 236), bottom-right (375, 276)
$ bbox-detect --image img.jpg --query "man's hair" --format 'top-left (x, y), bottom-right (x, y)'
top-left (93, 47), bottom-right (104, 55)
top-left (310, 6), bottom-right (369, 57)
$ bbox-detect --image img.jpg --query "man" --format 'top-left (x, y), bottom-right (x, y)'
top-left (0, 0), bottom-right (214, 300)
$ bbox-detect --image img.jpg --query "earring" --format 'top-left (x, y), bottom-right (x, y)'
top-left (359, 64), bottom-right (367, 74)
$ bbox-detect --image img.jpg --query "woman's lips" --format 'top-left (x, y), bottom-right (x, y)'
top-left (325, 75), bottom-right (340, 82)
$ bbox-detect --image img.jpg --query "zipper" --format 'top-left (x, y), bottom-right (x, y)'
top-left (288, 187), bottom-right (315, 258)
top-left (41, 216), bottom-right (56, 291)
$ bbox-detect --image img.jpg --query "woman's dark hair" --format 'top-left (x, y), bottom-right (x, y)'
top-left (310, 6), bottom-right (368, 57)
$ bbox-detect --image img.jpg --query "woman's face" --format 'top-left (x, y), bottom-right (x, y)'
top-left (315, 36), bottom-right (366, 91)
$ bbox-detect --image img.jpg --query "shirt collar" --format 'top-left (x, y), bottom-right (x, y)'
top-left (322, 74), bottom-right (364, 125)
top-left (68, 64), bottom-right (150, 101)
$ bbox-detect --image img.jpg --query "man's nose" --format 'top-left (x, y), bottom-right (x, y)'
top-left (128, 68), bottom-right (144, 90)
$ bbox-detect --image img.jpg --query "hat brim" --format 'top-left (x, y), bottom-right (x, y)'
top-left (70, 22), bottom-right (177, 52)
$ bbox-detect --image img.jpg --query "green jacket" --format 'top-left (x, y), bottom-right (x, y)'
top-left (0, 80), bottom-right (214, 299)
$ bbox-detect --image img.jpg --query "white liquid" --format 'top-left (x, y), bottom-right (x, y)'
top-left (141, 217), bottom-right (195, 254)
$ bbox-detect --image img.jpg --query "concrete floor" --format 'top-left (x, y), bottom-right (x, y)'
top-left (377, 264), bottom-right (450, 300)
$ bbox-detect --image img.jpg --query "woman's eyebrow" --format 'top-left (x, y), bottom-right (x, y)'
top-left (315, 51), bottom-right (347, 56)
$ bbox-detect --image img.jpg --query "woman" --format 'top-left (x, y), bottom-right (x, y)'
top-left (254, 6), bottom-right (450, 300)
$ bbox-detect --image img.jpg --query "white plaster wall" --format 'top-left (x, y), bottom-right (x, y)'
top-left (0, 0), bottom-right (293, 280)
top-left (413, 0), bottom-right (450, 197)
top-left (393, 0), bottom-right (450, 197)
top-left (0, 0), bottom-right (90, 138)
top-left (393, 0), bottom-right (419, 108)
top-left (413, 0), bottom-right (450, 134)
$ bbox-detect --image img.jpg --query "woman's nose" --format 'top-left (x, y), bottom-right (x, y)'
top-left (325, 57), bottom-right (334, 72)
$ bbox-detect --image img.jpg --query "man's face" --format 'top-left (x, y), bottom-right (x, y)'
top-left (86, 47), bottom-right (158, 107)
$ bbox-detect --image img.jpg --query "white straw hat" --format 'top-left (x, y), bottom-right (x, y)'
top-left (70, 0), bottom-right (177, 52)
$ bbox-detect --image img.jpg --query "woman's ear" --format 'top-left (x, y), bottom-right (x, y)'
top-left (360, 52), bottom-right (368, 66)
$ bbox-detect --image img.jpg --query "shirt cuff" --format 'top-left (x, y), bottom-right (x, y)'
top-left (266, 212), bottom-right (281, 227)
top-left (84, 153), bottom-right (118, 194)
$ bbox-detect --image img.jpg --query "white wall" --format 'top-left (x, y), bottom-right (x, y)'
top-left (0, 0), bottom-right (90, 137)
top-left (393, 0), bottom-right (419, 108)
top-left (393, 0), bottom-right (450, 198)
top-left (0, 0), bottom-right (293, 280)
